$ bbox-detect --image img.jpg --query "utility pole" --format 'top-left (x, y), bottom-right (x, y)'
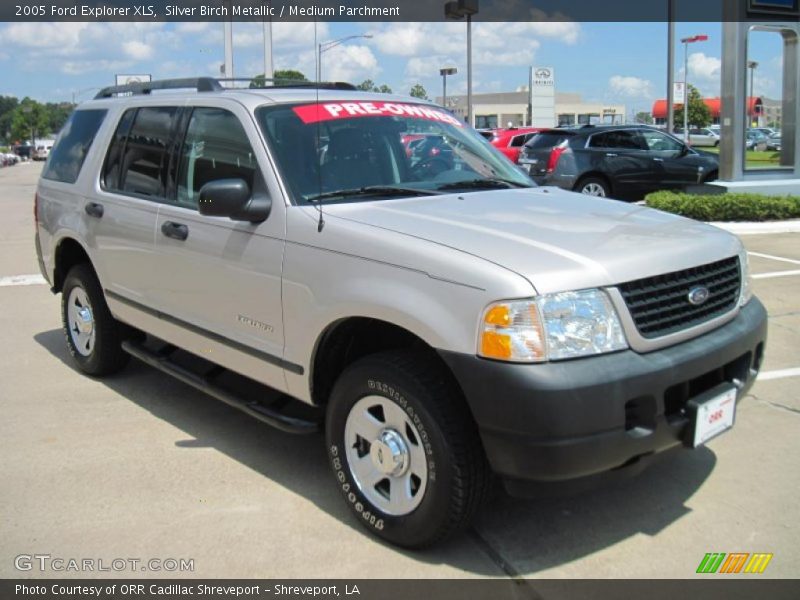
top-left (223, 2), bottom-right (234, 81)
top-left (445, 0), bottom-right (479, 126)
top-left (263, 1), bottom-right (273, 81)
top-left (667, 0), bottom-right (675, 133)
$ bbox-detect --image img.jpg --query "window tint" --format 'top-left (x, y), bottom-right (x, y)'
top-left (510, 134), bottom-right (534, 147)
top-left (589, 130), bottom-right (644, 150)
top-left (641, 130), bottom-right (684, 152)
top-left (175, 108), bottom-right (257, 209)
top-left (102, 109), bottom-right (136, 190)
top-left (526, 132), bottom-right (570, 149)
top-left (114, 107), bottom-right (178, 198)
top-left (42, 110), bottom-right (107, 184)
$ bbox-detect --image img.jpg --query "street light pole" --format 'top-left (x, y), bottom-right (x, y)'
top-left (680, 34), bottom-right (708, 144)
top-left (667, 0), bottom-right (675, 133)
top-left (466, 13), bottom-right (472, 126)
top-left (318, 34), bottom-right (373, 82)
top-left (445, 0), bottom-right (479, 126)
top-left (440, 67), bottom-right (457, 108)
top-left (747, 60), bottom-right (758, 127)
top-left (262, 1), bottom-right (273, 81)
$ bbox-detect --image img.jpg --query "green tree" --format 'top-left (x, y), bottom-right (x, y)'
top-left (250, 69), bottom-right (308, 87)
top-left (674, 84), bottom-right (712, 129)
top-left (10, 98), bottom-right (49, 144)
top-left (357, 80), bottom-right (392, 94)
top-left (409, 84), bottom-right (429, 100)
top-left (44, 102), bottom-right (74, 136)
top-left (635, 111), bottom-right (653, 124)
top-left (0, 96), bottom-right (20, 143)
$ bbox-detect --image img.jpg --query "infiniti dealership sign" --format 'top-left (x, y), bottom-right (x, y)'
top-left (530, 66), bottom-right (556, 127)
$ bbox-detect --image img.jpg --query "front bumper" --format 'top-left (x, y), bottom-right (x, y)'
top-left (439, 299), bottom-right (767, 495)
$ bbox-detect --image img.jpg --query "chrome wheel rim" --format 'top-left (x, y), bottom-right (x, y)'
top-left (581, 182), bottom-right (606, 197)
top-left (344, 395), bottom-right (428, 516)
top-left (67, 287), bottom-right (95, 357)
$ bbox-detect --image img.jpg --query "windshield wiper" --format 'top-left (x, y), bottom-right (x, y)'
top-left (306, 185), bottom-right (442, 203)
top-left (434, 177), bottom-right (532, 191)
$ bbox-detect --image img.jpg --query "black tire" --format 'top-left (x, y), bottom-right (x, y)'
top-left (61, 263), bottom-right (130, 376)
top-left (575, 176), bottom-right (610, 198)
top-left (325, 351), bottom-right (491, 548)
top-left (703, 171), bottom-right (719, 183)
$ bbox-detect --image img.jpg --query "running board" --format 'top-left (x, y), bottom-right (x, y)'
top-left (121, 341), bottom-right (320, 435)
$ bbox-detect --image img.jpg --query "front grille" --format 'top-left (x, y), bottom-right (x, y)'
top-left (619, 256), bottom-right (740, 338)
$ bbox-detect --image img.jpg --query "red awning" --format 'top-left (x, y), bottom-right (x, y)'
top-left (652, 96), bottom-right (761, 119)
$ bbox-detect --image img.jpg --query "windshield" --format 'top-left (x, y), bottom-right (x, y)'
top-left (256, 101), bottom-right (533, 205)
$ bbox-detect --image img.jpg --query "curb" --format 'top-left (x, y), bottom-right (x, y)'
top-left (707, 220), bottom-right (800, 235)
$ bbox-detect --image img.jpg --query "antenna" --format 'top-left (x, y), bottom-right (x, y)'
top-left (314, 19), bottom-right (325, 233)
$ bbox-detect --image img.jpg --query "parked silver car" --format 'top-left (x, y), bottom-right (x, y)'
top-left (674, 127), bottom-right (720, 147)
top-left (35, 78), bottom-right (767, 548)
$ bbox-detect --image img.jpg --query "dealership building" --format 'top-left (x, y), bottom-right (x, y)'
top-left (437, 90), bottom-right (627, 129)
top-left (435, 68), bottom-right (625, 129)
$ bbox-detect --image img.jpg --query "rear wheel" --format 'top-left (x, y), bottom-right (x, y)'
top-left (325, 351), bottom-right (490, 548)
top-left (576, 176), bottom-right (610, 198)
top-left (61, 263), bottom-right (130, 376)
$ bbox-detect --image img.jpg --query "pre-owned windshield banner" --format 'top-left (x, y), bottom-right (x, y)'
top-left (292, 102), bottom-right (464, 127)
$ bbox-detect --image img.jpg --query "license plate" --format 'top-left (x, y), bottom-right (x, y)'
top-left (688, 385), bottom-right (737, 448)
top-left (518, 158), bottom-right (538, 165)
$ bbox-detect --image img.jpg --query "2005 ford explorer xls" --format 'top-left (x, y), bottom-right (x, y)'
top-left (35, 78), bottom-right (767, 548)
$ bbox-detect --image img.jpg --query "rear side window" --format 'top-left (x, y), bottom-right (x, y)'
top-left (510, 134), bottom-right (533, 147)
top-left (589, 131), bottom-right (645, 150)
top-left (525, 132), bottom-right (569, 149)
top-left (102, 109), bottom-right (137, 190)
top-left (42, 110), bottom-right (107, 184)
top-left (104, 107), bottom-right (179, 199)
top-left (175, 108), bottom-right (257, 209)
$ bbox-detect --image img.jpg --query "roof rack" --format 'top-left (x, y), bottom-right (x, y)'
top-left (95, 77), bottom-right (356, 99)
top-left (221, 77), bottom-right (357, 91)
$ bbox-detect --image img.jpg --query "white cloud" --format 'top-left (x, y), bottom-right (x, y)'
top-left (319, 44), bottom-right (379, 82)
top-left (608, 75), bottom-right (655, 99)
top-left (122, 41), bottom-right (154, 60)
top-left (233, 22), bottom-right (329, 48)
top-left (688, 52), bottom-right (721, 81)
top-left (176, 22), bottom-right (212, 34)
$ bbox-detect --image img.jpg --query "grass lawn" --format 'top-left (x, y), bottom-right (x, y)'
top-left (702, 146), bottom-right (782, 168)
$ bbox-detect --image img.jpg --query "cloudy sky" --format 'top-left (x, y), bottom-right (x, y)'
top-left (0, 20), bottom-right (786, 115)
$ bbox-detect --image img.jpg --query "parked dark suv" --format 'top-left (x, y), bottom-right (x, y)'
top-left (518, 125), bottom-right (719, 200)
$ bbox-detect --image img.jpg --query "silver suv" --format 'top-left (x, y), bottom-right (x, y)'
top-left (35, 78), bottom-right (767, 548)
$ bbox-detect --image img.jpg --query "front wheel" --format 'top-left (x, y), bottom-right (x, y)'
top-left (325, 351), bottom-right (490, 548)
top-left (576, 176), bottom-right (610, 197)
top-left (61, 263), bottom-right (130, 376)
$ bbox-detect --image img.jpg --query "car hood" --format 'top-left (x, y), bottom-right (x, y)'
top-left (325, 187), bottom-right (741, 294)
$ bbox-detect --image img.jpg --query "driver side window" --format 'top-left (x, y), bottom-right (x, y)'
top-left (175, 108), bottom-right (257, 209)
top-left (641, 130), bottom-right (684, 153)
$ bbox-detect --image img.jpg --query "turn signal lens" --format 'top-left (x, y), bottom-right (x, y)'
top-left (478, 300), bottom-right (546, 362)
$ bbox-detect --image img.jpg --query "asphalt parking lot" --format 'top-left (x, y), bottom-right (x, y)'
top-left (1, 162), bottom-right (798, 580)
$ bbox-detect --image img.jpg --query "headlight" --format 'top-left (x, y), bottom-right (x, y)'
top-left (739, 249), bottom-right (753, 306)
top-left (478, 289), bottom-right (628, 363)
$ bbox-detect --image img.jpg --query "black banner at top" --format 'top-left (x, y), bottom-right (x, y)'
top-left (3, 0), bottom-right (800, 22)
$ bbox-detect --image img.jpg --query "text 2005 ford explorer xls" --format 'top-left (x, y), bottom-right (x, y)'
top-left (35, 79), bottom-right (767, 548)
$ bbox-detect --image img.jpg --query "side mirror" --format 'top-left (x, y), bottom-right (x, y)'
top-left (198, 178), bottom-right (271, 223)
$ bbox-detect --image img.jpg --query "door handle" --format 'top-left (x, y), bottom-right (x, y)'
top-left (84, 202), bottom-right (104, 218)
top-left (653, 157), bottom-right (664, 162)
top-left (605, 153), bottom-right (618, 157)
top-left (161, 221), bottom-right (189, 241)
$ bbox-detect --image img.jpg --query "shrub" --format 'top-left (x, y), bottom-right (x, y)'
top-left (645, 190), bottom-right (800, 222)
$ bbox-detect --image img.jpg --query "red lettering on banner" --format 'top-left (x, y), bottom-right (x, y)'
top-left (292, 102), bottom-right (463, 127)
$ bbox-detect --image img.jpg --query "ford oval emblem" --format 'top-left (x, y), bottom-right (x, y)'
top-left (688, 286), bottom-right (710, 306)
